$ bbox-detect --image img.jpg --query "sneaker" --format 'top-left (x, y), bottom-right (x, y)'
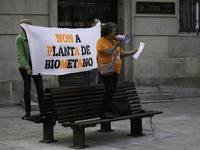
top-left (101, 112), bottom-right (115, 119)
top-left (21, 112), bottom-right (31, 120)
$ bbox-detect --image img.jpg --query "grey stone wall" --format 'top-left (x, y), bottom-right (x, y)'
top-left (117, 0), bottom-right (200, 98)
top-left (0, 0), bottom-right (58, 105)
top-left (118, 0), bottom-right (133, 82)
top-left (1, 0), bottom-right (200, 105)
top-left (131, 0), bottom-right (200, 96)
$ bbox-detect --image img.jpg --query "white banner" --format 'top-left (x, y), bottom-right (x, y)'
top-left (20, 24), bottom-right (101, 75)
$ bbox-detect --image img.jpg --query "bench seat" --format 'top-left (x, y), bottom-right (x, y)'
top-left (62, 110), bottom-right (162, 128)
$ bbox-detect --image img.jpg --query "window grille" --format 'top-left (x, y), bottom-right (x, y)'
top-left (58, 0), bottom-right (117, 28)
top-left (178, 0), bottom-right (200, 35)
top-left (57, 0), bottom-right (118, 86)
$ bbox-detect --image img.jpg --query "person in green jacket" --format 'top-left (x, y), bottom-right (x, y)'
top-left (15, 19), bottom-right (44, 120)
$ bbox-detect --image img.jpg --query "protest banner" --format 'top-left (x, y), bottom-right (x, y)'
top-left (21, 23), bottom-right (101, 75)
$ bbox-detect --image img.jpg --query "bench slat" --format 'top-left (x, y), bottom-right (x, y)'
top-left (54, 98), bottom-right (102, 107)
top-left (61, 111), bottom-right (163, 128)
top-left (56, 102), bottom-right (102, 112)
top-left (52, 89), bottom-right (105, 99)
top-left (56, 105), bottom-right (101, 115)
top-left (51, 81), bottom-right (134, 95)
top-left (52, 88), bottom-right (137, 102)
top-left (53, 93), bottom-right (138, 106)
top-left (57, 108), bottom-right (101, 120)
top-left (58, 114), bottom-right (100, 124)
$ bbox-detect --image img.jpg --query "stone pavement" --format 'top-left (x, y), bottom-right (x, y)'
top-left (0, 98), bottom-right (200, 150)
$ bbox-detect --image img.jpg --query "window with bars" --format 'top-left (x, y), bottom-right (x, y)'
top-left (178, 0), bottom-right (200, 34)
top-left (58, 0), bottom-right (117, 28)
top-left (57, 0), bottom-right (118, 86)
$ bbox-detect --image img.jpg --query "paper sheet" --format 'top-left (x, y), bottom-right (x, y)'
top-left (133, 42), bottom-right (145, 59)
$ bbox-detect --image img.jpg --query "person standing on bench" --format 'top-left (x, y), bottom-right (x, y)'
top-left (96, 22), bottom-right (137, 119)
top-left (15, 19), bottom-right (44, 120)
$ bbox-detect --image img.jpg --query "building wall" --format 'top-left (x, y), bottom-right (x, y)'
top-left (0, 0), bottom-right (58, 105)
top-left (119, 0), bottom-right (200, 97)
top-left (118, 0), bottom-right (135, 82)
top-left (1, 0), bottom-right (200, 105)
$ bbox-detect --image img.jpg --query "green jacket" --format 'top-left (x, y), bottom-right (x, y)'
top-left (15, 32), bottom-right (31, 70)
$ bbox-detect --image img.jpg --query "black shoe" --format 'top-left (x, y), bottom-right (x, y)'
top-left (112, 113), bottom-right (120, 117)
top-left (101, 112), bottom-right (115, 119)
top-left (21, 112), bottom-right (31, 120)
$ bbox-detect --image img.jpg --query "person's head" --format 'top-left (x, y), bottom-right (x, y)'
top-left (90, 18), bottom-right (100, 27)
top-left (101, 22), bottom-right (117, 39)
top-left (20, 19), bottom-right (32, 35)
top-left (20, 19), bottom-right (32, 25)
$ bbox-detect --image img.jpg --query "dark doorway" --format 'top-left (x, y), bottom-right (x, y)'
top-left (58, 0), bottom-right (118, 86)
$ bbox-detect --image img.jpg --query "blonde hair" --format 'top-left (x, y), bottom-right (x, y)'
top-left (20, 19), bottom-right (32, 25)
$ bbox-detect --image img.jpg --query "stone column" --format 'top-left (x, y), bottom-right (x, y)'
top-left (118, 0), bottom-right (133, 82)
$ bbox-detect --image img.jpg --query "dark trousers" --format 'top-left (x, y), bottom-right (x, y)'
top-left (19, 68), bottom-right (44, 112)
top-left (99, 72), bottom-right (118, 114)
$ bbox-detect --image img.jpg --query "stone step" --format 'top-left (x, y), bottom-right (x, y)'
top-left (30, 92), bottom-right (38, 103)
top-left (136, 86), bottom-right (159, 94)
top-left (136, 86), bottom-right (174, 103)
top-left (20, 91), bottom-right (40, 111)
top-left (138, 93), bottom-right (174, 102)
top-left (20, 99), bottom-right (39, 111)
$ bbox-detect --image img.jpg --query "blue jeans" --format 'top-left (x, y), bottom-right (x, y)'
top-left (90, 69), bottom-right (99, 85)
top-left (99, 72), bottom-right (118, 114)
top-left (19, 68), bottom-right (44, 112)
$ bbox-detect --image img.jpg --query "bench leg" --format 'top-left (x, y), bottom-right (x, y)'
top-left (98, 122), bottom-right (114, 132)
top-left (70, 127), bottom-right (88, 149)
top-left (39, 122), bottom-right (57, 143)
top-left (128, 118), bottom-right (145, 137)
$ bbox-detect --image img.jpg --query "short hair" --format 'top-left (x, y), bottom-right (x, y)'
top-left (20, 19), bottom-right (32, 25)
top-left (101, 22), bottom-right (117, 37)
top-left (90, 17), bottom-right (98, 25)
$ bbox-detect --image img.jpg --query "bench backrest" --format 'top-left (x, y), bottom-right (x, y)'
top-left (30, 88), bottom-right (55, 123)
top-left (50, 81), bottom-right (142, 124)
top-left (40, 88), bottom-right (54, 119)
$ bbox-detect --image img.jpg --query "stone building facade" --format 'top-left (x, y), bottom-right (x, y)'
top-left (0, 0), bottom-right (200, 105)
top-left (0, 0), bottom-right (58, 105)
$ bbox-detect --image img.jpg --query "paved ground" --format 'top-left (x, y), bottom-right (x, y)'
top-left (0, 98), bottom-right (200, 150)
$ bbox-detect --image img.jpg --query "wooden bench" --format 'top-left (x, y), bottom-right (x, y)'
top-left (48, 81), bottom-right (162, 149)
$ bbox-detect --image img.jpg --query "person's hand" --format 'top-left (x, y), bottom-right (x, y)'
top-left (116, 41), bottom-right (122, 47)
top-left (132, 49), bottom-right (138, 54)
top-left (27, 68), bottom-right (33, 76)
top-left (101, 23), bottom-right (105, 26)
